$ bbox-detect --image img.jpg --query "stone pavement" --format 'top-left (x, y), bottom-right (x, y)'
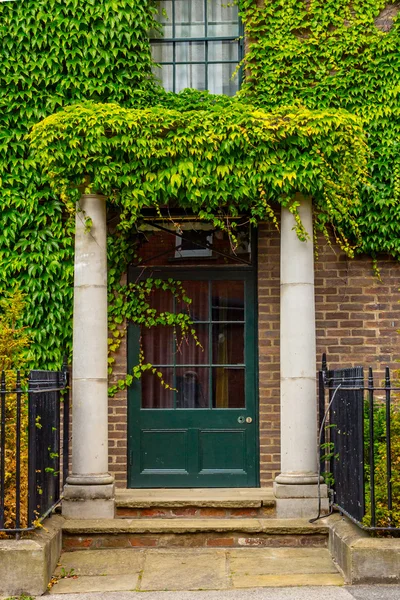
top-left (48, 547), bottom-right (343, 595)
top-left (43, 586), bottom-right (400, 600)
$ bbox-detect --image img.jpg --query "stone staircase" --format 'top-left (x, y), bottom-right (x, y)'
top-left (62, 488), bottom-right (330, 551)
top-left (50, 489), bottom-right (343, 594)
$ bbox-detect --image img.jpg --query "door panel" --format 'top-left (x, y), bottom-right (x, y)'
top-left (128, 269), bottom-right (258, 488)
top-left (140, 430), bottom-right (189, 474)
top-left (199, 430), bottom-right (246, 472)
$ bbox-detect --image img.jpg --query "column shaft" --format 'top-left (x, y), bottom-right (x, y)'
top-left (63, 194), bottom-right (115, 519)
top-left (277, 196), bottom-right (318, 483)
top-left (274, 196), bottom-right (328, 517)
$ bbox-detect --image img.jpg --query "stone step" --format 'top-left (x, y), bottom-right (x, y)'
top-left (62, 517), bottom-right (328, 550)
top-left (115, 487), bottom-right (276, 519)
top-left (49, 547), bottom-right (343, 594)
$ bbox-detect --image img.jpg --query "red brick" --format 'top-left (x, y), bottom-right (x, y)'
top-left (141, 509), bottom-right (169, 518)
top-left (172, 508), bottom-right (198, 517)
top-left (63, 537), bottom-right (93, 549)
top-left (129, 537), bottom-right (158, 547)
top-left (206, 537), bottom-right (234, 547)
top-left (199, 508), bottom-right (227, 518)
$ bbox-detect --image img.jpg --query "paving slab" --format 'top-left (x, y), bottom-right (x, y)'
top-left (231, 573), bottom-right (344, 588)
top-left (49, 574), bottom-right (140, 594)
top-left (229, 547), bottom-right (343, 588)
top-left (55, 548), bottom-right (145, 577)
top-left (140, 548), bottom-right (228, 591)
top-left (229, 547), bottom-right (340, 575)
top-left (47, 546), bottom-right (343, 594)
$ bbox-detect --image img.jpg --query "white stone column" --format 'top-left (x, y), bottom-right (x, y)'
top-left (62, 194), bottom-right (115, 519)
top-left (274, 195), bottom-right (328, 518)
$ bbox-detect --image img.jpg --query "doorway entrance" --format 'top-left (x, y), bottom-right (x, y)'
top-left (127, 226), bottom-right (258, 488)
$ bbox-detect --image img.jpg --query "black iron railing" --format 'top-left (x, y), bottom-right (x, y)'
top-left (0, 366), bottom-right (69, 536)
top-left (319, 354), bottom-right (400, 532)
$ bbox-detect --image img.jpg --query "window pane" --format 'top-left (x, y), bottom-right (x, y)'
top-left (142, 325), bottom-right (174, 366)
top-left (208, 63), bottom-right (239, 96)
top-left (208, 40), bottom-right (239, 62)
top-left (212, 367), bottom-right (245, 408)
top-left (175, 64), bottom-right (206, 92)
top-left (208, 0), bottom-right (239, 37)
top-left (175, 0), bottom-right (205, 38)
top-left (152, 42), bottom-right (173, 63)
top-left (176, 280), bottom-right (209, 322)
top-left (152, 1), bottom-right (173, 38)
top-left (175, 230), bottom-right (212, 257)
top-left (152, 64), bottom-right (173, 92)
top-left (176, 324), bottom-right (209, 365)
top-left (142, 369), bottom-right (174, 408)
top-left (176, 41), bottom-right (206, 63)
top-left (212, 324), bottom-right (244, 365)
top-left (212, 281), bottom-right (244, 321)
top-left (148, 286), bottom-right (174, 313)
top-left (176, 368), bottom-right (209, 408)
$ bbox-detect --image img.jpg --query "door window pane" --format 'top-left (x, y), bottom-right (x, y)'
top-left (142, 368), bottom-right (174, 408)
top-left (212, 323), bottom-right (244, 365)
top-left (148, 286), bottom-right (174, 313)
top-left (138, 278), bottom-right (247, 410)
top-left (176, 280), bottom-right (209, 321)
top-left (142, 326), bottom-right (174, 366)
top-left (176, 324), bottom-right (209, 365)
top-left (176, 368), bottom-right (209, 408)
top-left (212, 367), bottom-right (245, 408)
top-left (212, 281), bottom-right (244, 321)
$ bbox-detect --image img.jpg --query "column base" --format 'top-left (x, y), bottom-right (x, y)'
top-left (273, 481), bottom-right (329, 519)
top-left (62, 482), bottom-right (115, 519)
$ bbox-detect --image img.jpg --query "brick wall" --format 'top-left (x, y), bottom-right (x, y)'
top-left (108, 224), bottom-right (400, 488)
top-left (257, 223), bottom-right (281, 486)
top-left (315, 239), bottom-right (400, 377)
top-left (108, 271), bottom-right (129, 487)
top-left (257, 223), bottom-right (400, 486)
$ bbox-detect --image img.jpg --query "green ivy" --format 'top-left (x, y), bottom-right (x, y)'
top-left (239, 0), bottom-right (400, 258)
top-left (29, 101), bottom-right (367, 253)
top-left (0, 0), bottom-right (160, 368)
top-left (1, 0), bottom-right (400, 369)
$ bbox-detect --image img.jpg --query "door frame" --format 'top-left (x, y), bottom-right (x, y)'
top-left (127, 264), bottom-right (260, 488)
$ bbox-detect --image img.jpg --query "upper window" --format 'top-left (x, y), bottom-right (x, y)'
top-left (151, 0), bottom-right (242, 96)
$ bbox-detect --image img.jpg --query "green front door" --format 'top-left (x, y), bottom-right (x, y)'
top-left (128, 268), bottom-right (258, 488)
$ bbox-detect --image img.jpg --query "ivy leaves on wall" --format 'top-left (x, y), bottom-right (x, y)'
top-left (1, 0), bottom-right (400, 369)
top-left (239, 0), bottom-right (400, 258)
top-left (0, 0), bottom-right (159, 368)
top-left (29, 101), bottom-right (367, 257)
